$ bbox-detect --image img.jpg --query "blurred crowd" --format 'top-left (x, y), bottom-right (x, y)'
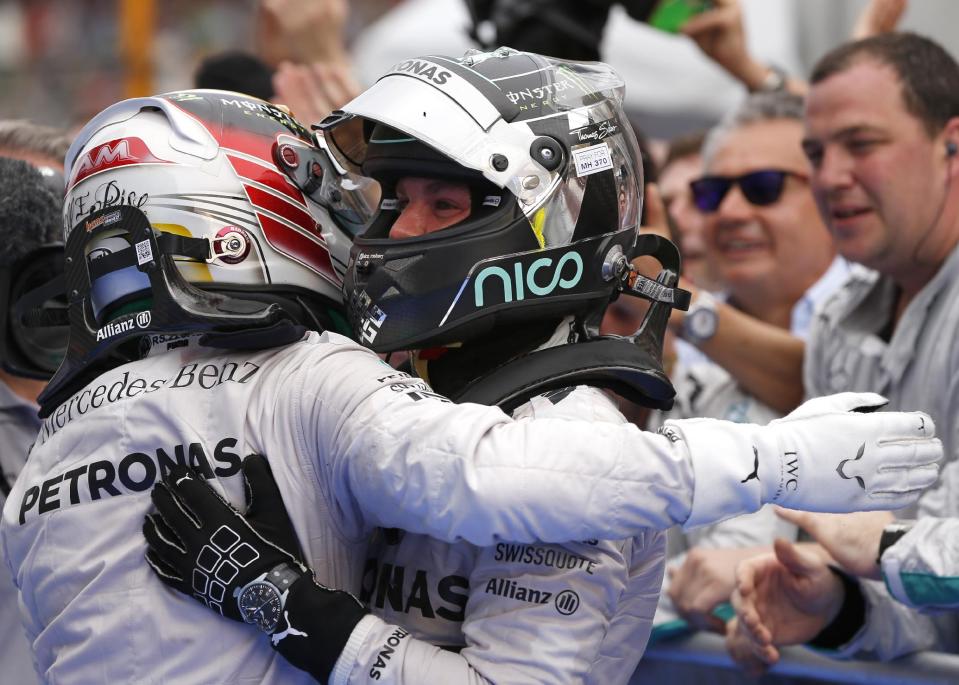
top-left (3, 0), bottom-right (959, 683)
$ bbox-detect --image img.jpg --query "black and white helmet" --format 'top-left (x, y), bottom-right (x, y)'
top-left (320, 48), bottom-right (645, 352)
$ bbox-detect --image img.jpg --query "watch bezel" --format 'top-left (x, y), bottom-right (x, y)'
top-left (237, 579), bottom-right (285, 633)
top-left (682, 293), bottom-right (719, 344)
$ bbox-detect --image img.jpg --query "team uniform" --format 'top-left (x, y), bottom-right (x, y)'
top-left (2, 331), bottom-right (764, 685)
top-left (0, 380), bottom-right (40, 685)
top-left (881, 517), bottom-right (959, 611)
top-left (806, 249), bottom-right (959, 658)
top-left (349, 386), bottom-right (665, 685)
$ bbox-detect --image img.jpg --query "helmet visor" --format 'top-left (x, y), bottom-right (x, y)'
top-left (320, 66), bottom-right (543, 197)
top-left (320, 53), bottom-right (630, 206)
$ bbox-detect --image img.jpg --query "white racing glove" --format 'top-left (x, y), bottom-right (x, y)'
top-left (664, 393), bottom-right (942, 528)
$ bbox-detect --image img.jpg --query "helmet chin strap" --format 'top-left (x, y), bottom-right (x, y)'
top-left (412, 320), bottom-right (560, 399)
top-left (446, 331), bottom-right (678, 414)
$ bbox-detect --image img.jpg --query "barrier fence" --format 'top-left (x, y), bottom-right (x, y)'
top-left (631, 633), bottom-right (959, 685)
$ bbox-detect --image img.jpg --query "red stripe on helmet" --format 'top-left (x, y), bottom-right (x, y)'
top-left (256, 212), bottom-right (336, 281)
top-left (227, 154), bottom-right (306, 207)
top-left (245, 185), bottom-right (318, 236)
top-left (69, 137), bottom-right (170, 188)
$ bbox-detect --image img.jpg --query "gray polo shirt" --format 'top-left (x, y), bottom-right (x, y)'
top-left (805, 247), bottom-right (959, 520)
top-left (804, 244), bottom-right (959, 658)
top-left (0, 379), bottom-right (40, 684)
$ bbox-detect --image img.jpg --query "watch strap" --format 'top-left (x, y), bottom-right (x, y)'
top-left (265, 562), bottom-right (304, 598)
top-left (681, 291), bottom-right (719, 344)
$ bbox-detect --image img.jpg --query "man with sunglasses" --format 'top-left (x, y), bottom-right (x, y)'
top-left (649, 90), bottom-right (851, 639)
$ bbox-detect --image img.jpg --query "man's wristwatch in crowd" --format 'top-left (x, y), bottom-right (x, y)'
top-left (234, 562), bottom-right (304, 633)
top-left (876, 520), bottom-right (915, 566)
top-left (757, 64), bottom-right (789, 93)
top-left (681, 291), bottom-right (719, 345)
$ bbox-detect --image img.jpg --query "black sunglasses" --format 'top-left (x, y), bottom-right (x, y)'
top-left (690, 169), bottom-right (808, 213)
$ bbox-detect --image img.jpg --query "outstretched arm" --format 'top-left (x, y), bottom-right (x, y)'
top-left (295, 337), bottom-right (940, 543)
top-left (681, 0), bottom-right (807, 95)
top-left (852, 0), bottom-right (908, 40)
top-left (681, 0), bottom-right (907, 97)
top-left (726, 539), bottom-right (846, 673)
top-left (785, 509), bottom-right (959, 611)
top-left (727, 536), bottom-right (942, 672)
top-left (670, 283), bottom-right (807, 413)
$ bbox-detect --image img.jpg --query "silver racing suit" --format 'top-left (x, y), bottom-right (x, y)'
top-left (0, 332), bottom-right (935, 683)
top-left (0, 332), bottom-right (696, 685)
top-left (345, 386), bottom-right (665, 684)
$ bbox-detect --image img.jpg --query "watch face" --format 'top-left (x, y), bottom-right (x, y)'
top-left (238, 582), bottom-right (283, 633)
top-left (687, 307), bottom-right (718, 339)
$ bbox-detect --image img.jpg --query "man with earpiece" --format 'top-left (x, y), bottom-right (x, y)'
top-left (724, 31), bottom-right (959, 672)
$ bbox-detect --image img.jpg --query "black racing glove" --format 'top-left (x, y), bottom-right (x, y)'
top-left (143, 455), bottom-right (369, 683)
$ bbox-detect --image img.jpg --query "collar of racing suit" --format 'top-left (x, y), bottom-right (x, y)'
top-left (412, 315), bottom-right (676, 415)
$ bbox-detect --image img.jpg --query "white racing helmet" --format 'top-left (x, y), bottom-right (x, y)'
top-left (39, 89), bottom-right (373, 415)
top-left (319, 48), bottom-right (649, 352)
top-left (318, 49), bottom-right (691, 411)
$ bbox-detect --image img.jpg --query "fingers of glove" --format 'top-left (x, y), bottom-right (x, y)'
top-left (243, 455), bottom-right (284, 518)
top-left (873, 411), bottom-right (937, 442)
top-left (144, 548), bottom-right (187, 591)
top-left (151, 479), bottom-right (203, 536)
top-left (857, 439), bottom-right (942, 502)
top-left (164, 465), bottom-right (244, 525)
top-left (782, 392), bottom-right (889, 421)
top-left (875, 437), bottom-right (943, 473)
top-left (143, 513), bottom-right (188, 557)
top-left (868, 464), bottom-right (941, 502)
top-left (242, 455), bottom-right (304, 558)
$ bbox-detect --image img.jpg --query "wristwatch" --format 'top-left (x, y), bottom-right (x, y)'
top-left (876, 520), bottom-right (915, 566)
top-left (234, 562), bottom-right (304, 634)
top-left (681, 291), bottom-right (719, 345)
top-left (757, 64), bottom-right (789, 93)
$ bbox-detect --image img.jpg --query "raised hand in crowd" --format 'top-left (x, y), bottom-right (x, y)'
top-left (256, 0), bottom-right (350, 67)
top-left (682, 0), bottom-right (906, 96)
top-left (272, 60), bottom-right (361, 127)
top-left (853, 0), bottom-right (908, 40)
top-left (726, 539), bottom-right (843, 674)
top-left (775, 508), bottom-right (893, 580)
top-left (681, 0), bottom-right (806, 95)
